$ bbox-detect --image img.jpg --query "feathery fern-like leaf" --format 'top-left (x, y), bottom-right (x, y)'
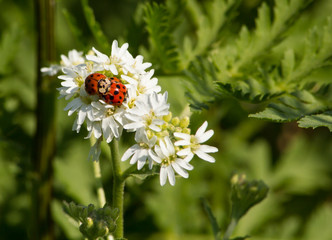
top-left (298, 111), bottom-right (332, 131)
top-left (182, 0), bottom-right (241, 67)
top-left (144, 2), bottom-right (180, 73)
top-left (250, 90), bottom-right (332, 122)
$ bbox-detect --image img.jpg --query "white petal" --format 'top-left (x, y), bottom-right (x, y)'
top-left (176, 148), bottom-right (191, 156)
top-left (164, 136), bottom-right (175, 156)
top-left (183, 152), bottom-right (194, 163)
top-left (171, 161), bottom-right (188, 178)
top-left (130, 151), bottom-right (140, 165)
top-left (149, 124), bottom-right (161, 132)
top-left (110, 64), bottom-right (118, 75)
top-left (159, 138), bottom-right (169, 158)
top-left (160, 166), bottom-right (167, 186)
top-left (121, 144), bottom-right (139, 161)
top-left (176, 158), bottom-right (194, 170)
top-left (148, 149), bottom-right (161, 163)
top-left (195, 150), bottom-right (216, 163)
top-left (174, 140), bottom-right (190, 146)
top-left (174, 132), bottom-right (190, 141)
top-left (199, 145), bottom-right (218, 153)
top-left (196, 129), bottom-right (214, 143)
top-left (195, 121), bottom-right (208, 138)
top-left (166, 165), bottom-right (175, 186)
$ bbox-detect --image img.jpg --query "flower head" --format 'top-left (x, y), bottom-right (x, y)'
top-left (124, 92), bottom-right (169, 132)
top-left (175, 121), bottom-right (218, 163)
top-left (154, 136), bottom-right (193, 186)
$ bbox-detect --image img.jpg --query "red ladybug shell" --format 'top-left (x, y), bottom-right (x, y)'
top-left (102, 77), bottom-right (127, 106)
top-left (85, 73), bottom-right (107, 95)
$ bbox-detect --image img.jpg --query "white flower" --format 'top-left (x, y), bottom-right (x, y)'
top-left (121, 70), bottom-right (161, 99)
top-left (175, 121), bottom-right (218, 163)
top-left (121, 128), bottom-right (160, 170)
top-left (57, 65), bottom-right (89, 100)
top-left (90, 101), bottom-right (122, 143)
top-left (154, 136), bottom-right (193, 186)
top-left (60, 50), bottom-right (85, 67)
top-left (41, 50), bottom-right (85, 76)
top-left (41, 64), bottom-right (61, 76)
top-left (132, 55), bottom-right (152, 74)
top-left (124, 92), bottom-right (169, 132)
top-left (86, 40), bottom-right (135, 75)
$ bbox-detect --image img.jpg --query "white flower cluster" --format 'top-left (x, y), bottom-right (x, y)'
top-left (45, 40), bottom-right (218, 186)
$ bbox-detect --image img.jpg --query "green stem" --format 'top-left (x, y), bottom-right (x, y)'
top-left (32, 0), bottom-right (56, 239)
top-left (109, 139), bottom-right (125, 239)
top-left (93, 160), bottom-right (106, 208)
top-left (223, 218), bottom-right (238, 240)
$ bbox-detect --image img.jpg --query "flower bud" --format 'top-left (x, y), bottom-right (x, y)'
top-left (163, 112), bottom-right (172, 123)
top-left (182, 128), bottom-right (191, 134)
top-left (179, 116), bottom-right (190, 128)
top-left (171, 117), bottom-right (180, 126)
top-left (230, 173), bottom-right (269, 220)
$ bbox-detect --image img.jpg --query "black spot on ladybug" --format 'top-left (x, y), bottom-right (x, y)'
top-left (91, 83), bottom-right (95, 86)
top-left (122, 86), bottom-right (125, 89)
top-left (110, 96), bottom-right (114, 100)
top-left (119, 96), bottom-right (122, 100)
top-left (117, 101), bottom-right (121, 103)
top-left (116, 84), bottom-right (120, 88)
top-left (114, 91), bottom-right (119, 95)
top-left (87, 79), bottom-right (91, 82)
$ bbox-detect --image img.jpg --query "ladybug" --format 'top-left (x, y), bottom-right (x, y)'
top-left (85, 73), bottom-right (107, 95)
top-left (101, 77), bottom-right (127, 106)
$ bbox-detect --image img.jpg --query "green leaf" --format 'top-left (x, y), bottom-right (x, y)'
top-left (144, 2), bottom-right (180, 73)
top-left (249, 90), bottom-right (328, 122)
top-left (183, 57), bottom-right (221, 110)
top-left (182, 0), bottom-right (241, 67)
top-left (201, 198), bottom-right (221, 240)
top-left (81, 0), bottom-right (110, 52)
top-left (298, 111), bottom-right (332, 131)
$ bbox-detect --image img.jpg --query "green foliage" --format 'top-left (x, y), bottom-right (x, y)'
top-left (298, 111), bottom-right (332, 131)
top-left (62, 8), bottom-right (86, 50)
top-left (147, 0), bottom-right (332, 131)
top-left (144, 2), bottom-right (180, 73)
top-left (202, 198), bottom-right (221, 240)
top-left (1, 0), bottom-right (332, 240)
top-left (63, 201), bottom-right (119, 240)
top-left (81, 0), bottom-right (110, 52)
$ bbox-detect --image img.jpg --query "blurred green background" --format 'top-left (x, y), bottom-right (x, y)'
top-left (1, 0), bottom-right (332, 239)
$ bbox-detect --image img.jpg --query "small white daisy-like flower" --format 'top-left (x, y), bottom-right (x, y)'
top-left (41, 64), bottom-right (61, 76)
top-left (90, 101), bottom-right (122, 143)
top-left (121, 70), bottom-right (161, 99)
top-left (154, 136), bottom-right (193, 186)
top-left (174, 121), bottom-right (218, 163)
top-left (124, 92), bottom-right (170, 132)
top-left (121, 128), bottom-right (160, 170)
top-left (41, 50), bottom-right (85, 76)
top-left (60, 49), bottom-right (85, 67)
top-left (86, 47), bottom-right (119, 75)
top-left (131, 55), bottom-right (152, 74)
top-left (57, 65), bottom-right (89, 100)
top-left (86, 41), bottom-right (135, 75)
